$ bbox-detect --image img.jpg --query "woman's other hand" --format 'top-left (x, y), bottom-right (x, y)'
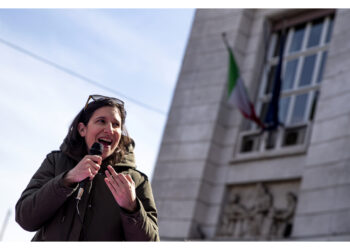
top-left (104, 165), bottom-right (137, 212)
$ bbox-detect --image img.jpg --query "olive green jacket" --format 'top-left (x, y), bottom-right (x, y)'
top-left (15, 144), bottom-right (159, 241)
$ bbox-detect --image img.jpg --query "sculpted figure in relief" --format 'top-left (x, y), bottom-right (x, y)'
top-left (219, 193), bottom-right (248, 237)
top-left (218, 183), bottom-right (298, 240)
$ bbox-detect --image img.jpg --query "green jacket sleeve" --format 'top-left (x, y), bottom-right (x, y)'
top-left (120, 177), bottom-right (160, 241)
top-left (15, 152), bottom-right (77, 232)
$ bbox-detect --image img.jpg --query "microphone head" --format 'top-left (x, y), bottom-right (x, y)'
top-left (89, 142), bottom-right (103, 155)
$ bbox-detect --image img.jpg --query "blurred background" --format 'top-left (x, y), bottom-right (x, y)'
top-left (151, 8), bottom-right (350, 241)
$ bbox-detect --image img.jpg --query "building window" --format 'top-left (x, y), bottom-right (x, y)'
top-left (236, 11), bottom-right (334, 158)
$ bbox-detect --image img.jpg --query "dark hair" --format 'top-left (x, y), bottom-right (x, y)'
top-left (60, 98), bottom-right (131, 165)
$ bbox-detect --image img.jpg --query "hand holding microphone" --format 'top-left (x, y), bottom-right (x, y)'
top-left (63, 142), bottom-right (103, 199)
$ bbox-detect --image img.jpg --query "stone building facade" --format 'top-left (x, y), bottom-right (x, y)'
top-left (152, 9), bottom-right (350, 240)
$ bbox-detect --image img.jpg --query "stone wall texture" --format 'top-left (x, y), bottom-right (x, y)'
top-left (152, 9), bottom-right (350, 241)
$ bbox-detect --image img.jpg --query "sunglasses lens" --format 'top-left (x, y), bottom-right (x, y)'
top-left (84, 95), bottom-right (124, 111)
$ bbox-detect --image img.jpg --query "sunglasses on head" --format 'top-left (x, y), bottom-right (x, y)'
top-left (84, 94), bottom-right (124, 111)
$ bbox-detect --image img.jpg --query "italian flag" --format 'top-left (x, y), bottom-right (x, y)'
top-left (226, 46), bottom-right (265, 129)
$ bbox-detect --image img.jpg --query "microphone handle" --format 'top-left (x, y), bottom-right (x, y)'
top-left (79, 177), bottom-right (90, 188)
top-left (76, 159), bottom-right (99, 200)
top-left (76, 142), bottom-right (103, 200)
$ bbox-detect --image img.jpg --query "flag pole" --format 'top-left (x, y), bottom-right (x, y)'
top-left (0, 208), bottom-right (11, 241)
top-left (221, 32), bottom-right (230, 50)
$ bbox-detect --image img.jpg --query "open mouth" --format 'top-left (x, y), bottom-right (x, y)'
top-left (98, 138), bottom-right (112, 147)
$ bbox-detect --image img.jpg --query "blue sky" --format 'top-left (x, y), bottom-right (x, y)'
top-left (0, 8), bottom-right (194, 241)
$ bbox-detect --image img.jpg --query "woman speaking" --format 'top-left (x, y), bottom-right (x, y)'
top-left (15, 94), bottom-right (159, 241)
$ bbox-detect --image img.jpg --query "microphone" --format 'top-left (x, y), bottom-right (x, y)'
top-left (76, 142), bottom-right (103, 200)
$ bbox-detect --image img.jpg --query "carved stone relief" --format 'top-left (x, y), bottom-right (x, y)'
top-left (216, 180), bottom-right (299, 240)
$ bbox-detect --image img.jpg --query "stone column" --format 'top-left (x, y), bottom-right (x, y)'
top-left (151, 9), bottom-right (256, 240)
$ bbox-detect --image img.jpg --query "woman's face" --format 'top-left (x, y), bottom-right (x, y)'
top-left (78, 106), bottom-right (122, 160)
